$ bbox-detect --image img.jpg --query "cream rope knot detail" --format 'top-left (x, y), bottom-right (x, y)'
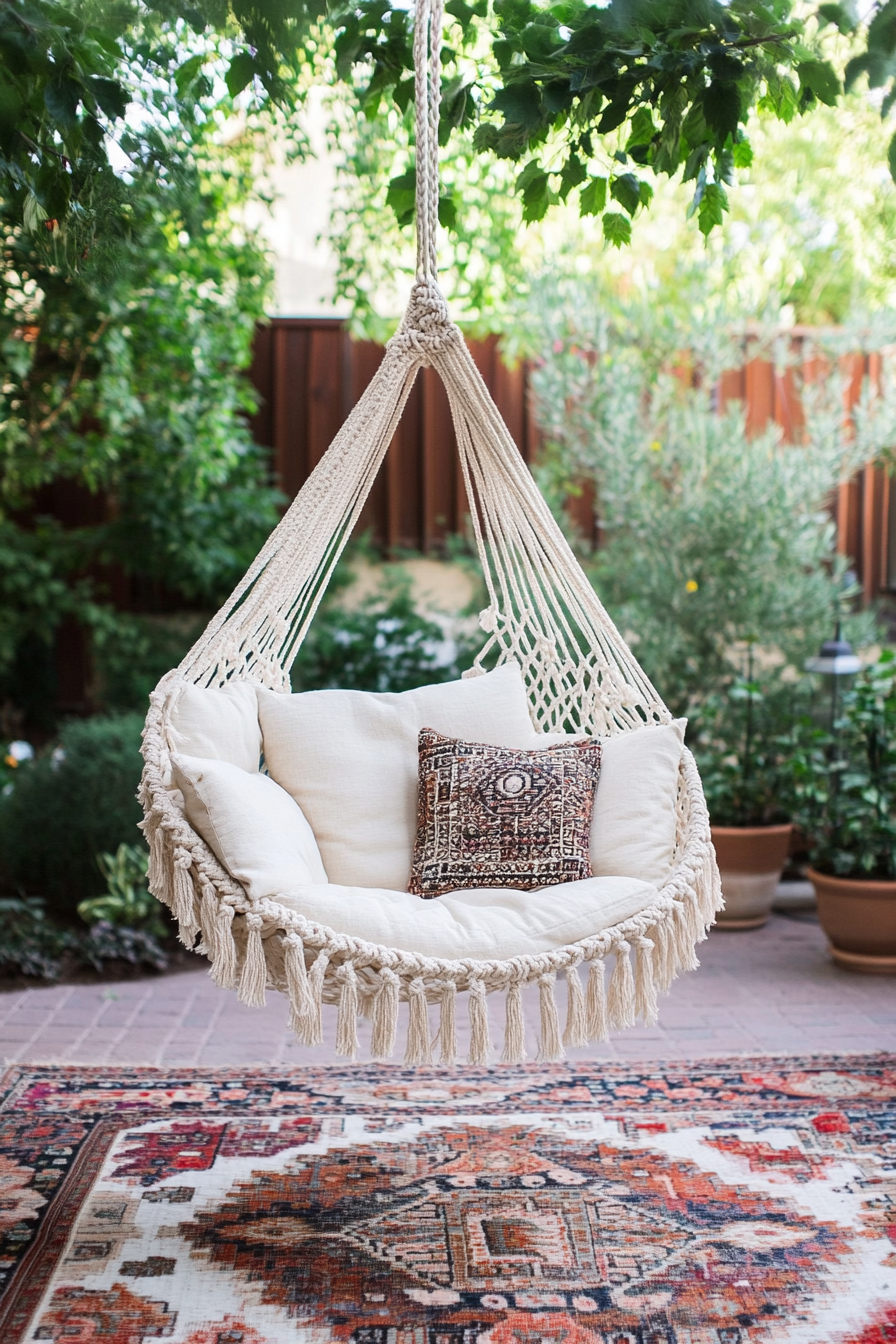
top-left (385, 0), bottom-right (458, 366)
top-left (388, 279), bottom-right (459, 361)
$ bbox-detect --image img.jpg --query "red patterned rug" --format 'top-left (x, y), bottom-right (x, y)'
top-left (1, 1056), bottom-right (894, 1343)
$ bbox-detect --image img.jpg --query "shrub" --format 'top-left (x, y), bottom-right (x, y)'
top-left (694, 672), bottom-right (802, 828)
top-left (788, 653), bottom-right (896, 880)
top-left (0, 896), bottom-right (76, 981)
top-left (90, 613), bottom-right (205, 714)
top-left (0, 894), bottom-right (167, 983)
top-left (0, 713), bottom-right (145, 912)
top-left (78, 843), bottom-right (166, 939)
top-left (530, 274), bottom-right (881, 719)
top-left (291, 563), bottom-right (478, 694)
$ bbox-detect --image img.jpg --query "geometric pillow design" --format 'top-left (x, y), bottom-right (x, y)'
top-left (408, 728), bottom-right (602, 898)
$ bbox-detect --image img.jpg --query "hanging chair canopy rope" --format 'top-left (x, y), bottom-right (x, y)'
top-left (139, 0), bottom-right (722, 1064)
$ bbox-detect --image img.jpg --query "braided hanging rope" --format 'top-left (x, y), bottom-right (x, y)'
top-left (138, 0), bottom-right (722, 1063)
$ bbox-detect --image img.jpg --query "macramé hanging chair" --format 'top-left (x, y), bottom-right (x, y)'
top-left (139, 0), bottom-right (722, 1065)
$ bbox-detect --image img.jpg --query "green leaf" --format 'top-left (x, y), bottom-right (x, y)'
top-left (445, 0), bottom-right (475, 31)
top-left (602, 210), bottom-right (631, 247)
top-left (626, 105), bottom-right (655, 148)
top-left (44, 77), bottom-right (81, 129)
top-left (698, 181), bottom-right (728, 236)
top-left (610, 172), bottom-right (641, 218)
top-left (559, 153), bottom-right (587, 199)
top-left (817, 2), bottom-right (857, 33)
top-left (579, 175), bottom-right (607, 216)
top-left (888, 130), bottom-right (896, 185)
top-left (88, 76), bottom-right (128, 121)
top-left (22, 193), bottom-right (48, 234)
top-left (438, 193), bottom-right (458, 229)
top-left (225, 51), bottom-right (257, 98)
top-left (386, 167), bottom-right (417, 227)
top-left (492, 82), bottom-right (543, 130)
top-left (732, 138), bottom-right (753, 169)
top-left (597, 98), bottom-right (631, 134)
top-left (797, 59), bottom-right (841, 106)
top-left (516, 160), bottom-right (553, 221)
top-left (867, 0), bottom-right (896, 55)
top-left (701, 81), bottom-right (742, 142)
top-left (0, 83), bottom-right (23, 132)
top-left (174, 54), bottom-right (205, 95)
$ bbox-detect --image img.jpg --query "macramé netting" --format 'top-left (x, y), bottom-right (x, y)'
top-left (138, 0), bottom-right (722, 1065)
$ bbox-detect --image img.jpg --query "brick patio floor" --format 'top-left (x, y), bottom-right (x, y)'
top-left (1, 911), bottom-right (893, 1069)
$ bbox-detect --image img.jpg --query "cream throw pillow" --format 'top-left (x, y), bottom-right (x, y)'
top-left (257, 663), bottom-right (539, 890)
top-left (537, 720), bottom-right (686, 889)
top-left (171, 754), bottom-right (328, 901)
top-left (274, 874), bottom-right (659, 960)
top-left (166, 682), bottom-right (262, 774)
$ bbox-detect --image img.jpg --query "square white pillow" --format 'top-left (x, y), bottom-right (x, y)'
top-left (166, 682), bottom-right (262, 775)
top-left (537, 720), bottom-right (686, 889)
top-left (257, 663), bottom-right (538, 890)
top-left (171, 753), bottom-right (328, 901)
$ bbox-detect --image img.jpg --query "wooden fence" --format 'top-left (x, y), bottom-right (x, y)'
top-left (249, 319), bottom-right (896, 606)
top-left (248, 318), bottom-right (537, 553)
top-left (29, 318), bottom-right (896, 714)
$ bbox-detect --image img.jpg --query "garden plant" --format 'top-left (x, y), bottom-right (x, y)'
top-left (789, 651), bottom-right (896, 883)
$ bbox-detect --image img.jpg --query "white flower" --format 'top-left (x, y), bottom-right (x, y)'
top-left (7, 740), bottom-right (33, 762)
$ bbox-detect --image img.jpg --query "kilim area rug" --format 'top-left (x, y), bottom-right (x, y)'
top-left (0, 1056), bottom-right (894, 1343)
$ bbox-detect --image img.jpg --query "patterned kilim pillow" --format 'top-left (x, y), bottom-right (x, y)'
top-left (408, 728), bottom-right (602, 898)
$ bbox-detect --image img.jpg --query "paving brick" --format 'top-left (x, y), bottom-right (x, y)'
top-left (1, 915), bottom-right (894, 1068)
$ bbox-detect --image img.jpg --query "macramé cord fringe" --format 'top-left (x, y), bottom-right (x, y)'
top-left (136, 0), bottom-right (723, 1066)
top-left (140, 759), bottom-right (721, 1062)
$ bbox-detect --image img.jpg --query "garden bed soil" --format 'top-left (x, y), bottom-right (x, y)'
top-left (0, 946), bottom-right (201, 993)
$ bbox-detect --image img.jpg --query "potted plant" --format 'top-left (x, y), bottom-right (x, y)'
top-left (696, 656), bottom-right (794, 929)
top-left (788, 651), bottom-right (896, 973)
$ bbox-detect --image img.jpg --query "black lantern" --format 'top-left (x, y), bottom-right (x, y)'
top-left (805, 623), bottom-right (862, 728)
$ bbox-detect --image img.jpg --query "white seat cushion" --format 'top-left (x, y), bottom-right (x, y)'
top-left (273, 874), bottom-right (659, 960)
top-left (166, 682), bottom-right (262, 775)
top-left (171, 754), bottom-right (328, 900)
top-left (257, 663), bottom-right (539, 891)
top-left (537, 721), bottom-right (686, 889)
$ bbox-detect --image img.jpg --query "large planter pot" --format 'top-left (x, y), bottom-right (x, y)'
top-left (711, 824), bottom-right (793, 930)
top-left (808, 867), bottom-right (896, 974)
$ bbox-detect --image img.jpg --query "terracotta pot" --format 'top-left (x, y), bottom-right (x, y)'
top-left (808, 867), bottom-right (896, 975)
top-left (711, 824), bottom-right (793, 930)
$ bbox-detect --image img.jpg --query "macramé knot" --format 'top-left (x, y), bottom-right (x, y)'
top-left (388, 279), bottom-right (459, 362)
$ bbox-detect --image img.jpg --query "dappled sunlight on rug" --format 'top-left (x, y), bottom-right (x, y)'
top-left (0, 1055), bottom-right (894, 1342)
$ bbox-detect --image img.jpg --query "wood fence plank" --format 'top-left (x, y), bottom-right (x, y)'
top-left (351, 340), bottom-right (387, 542)
top-left (774, 337), bottom-right (804, 443)
top-left (744, 358), bottom-right (775, 437)
top-left (307, 328), bottom-right (347, 472)
top-left (247, 323), bottom-right (274, 457)
top-left (273, 326), bottom-right (311, 498)
top-left (862, 463), bottom-right (884, 602)
top-left (422, 364), bottom-right (456, 548)
top-left (884, 475), bottom-right (894, 592)
top-left (718, 366), bottom-right (745, 410)
top-left (389, 372), bottom-right (423, 550)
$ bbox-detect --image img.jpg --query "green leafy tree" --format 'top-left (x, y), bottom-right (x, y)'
top-left (6, 0), bottom-right (894, 252)
top-left (0, 38), bottom-right (282, 719)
